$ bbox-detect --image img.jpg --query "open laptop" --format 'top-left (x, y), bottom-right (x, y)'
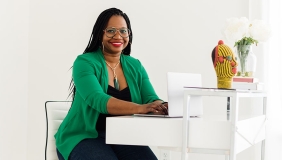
top-left (134, 72), bottom-right (203, 117)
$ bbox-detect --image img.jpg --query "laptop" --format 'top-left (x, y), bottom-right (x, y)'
top-left (134, 72), bottom-right (203, 118)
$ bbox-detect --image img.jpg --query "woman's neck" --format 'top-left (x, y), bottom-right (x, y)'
top-left (103, 53), bottom-right (121, 64)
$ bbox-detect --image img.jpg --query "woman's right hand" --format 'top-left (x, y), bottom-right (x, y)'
top-left (138, 102), bottom-right (168, 115)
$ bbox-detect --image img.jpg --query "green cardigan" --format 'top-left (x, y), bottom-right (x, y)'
top-left (54, 48), bottom-right (161, 160)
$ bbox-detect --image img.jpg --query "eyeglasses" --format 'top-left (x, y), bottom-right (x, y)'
top-left (104, 27), bottom-right (131, 38)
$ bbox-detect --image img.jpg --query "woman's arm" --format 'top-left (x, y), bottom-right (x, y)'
top-left (106, 98), bottom-right (165, 115)
top-left (138, 61), bottom-right (162, 103)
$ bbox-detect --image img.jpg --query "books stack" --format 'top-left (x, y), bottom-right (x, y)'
top-left (232, 77), bottom-right (264, 90)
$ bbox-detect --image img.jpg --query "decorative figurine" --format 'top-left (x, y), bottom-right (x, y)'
top-left (211, 40), bottom-right (237, 89)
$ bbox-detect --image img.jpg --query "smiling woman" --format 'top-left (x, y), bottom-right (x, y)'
top-left (53, 8), bottom-right (168, 160)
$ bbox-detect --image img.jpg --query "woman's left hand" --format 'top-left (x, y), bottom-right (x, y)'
top-left (152, 101), bottom-right (168, 115)
top-left (161, 102), bottom-right (168, 115)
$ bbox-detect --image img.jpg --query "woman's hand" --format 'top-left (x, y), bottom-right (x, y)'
top-left (162, 102), bottom-right (168, 115)
top-left (138, 101), bottom-right (168, 115)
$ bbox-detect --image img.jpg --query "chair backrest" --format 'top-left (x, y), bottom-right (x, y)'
top-left (45, 101), bottom-right (72, 160)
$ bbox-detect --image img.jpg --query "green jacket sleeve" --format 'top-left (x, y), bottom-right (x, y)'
top-left (138, 60), bottom-right (162, 103)
top-left (72, 55), bottom-right (110, 114)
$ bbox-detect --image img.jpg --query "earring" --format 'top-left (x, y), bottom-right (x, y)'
top-left (102, 42), bottom-right (104, 51)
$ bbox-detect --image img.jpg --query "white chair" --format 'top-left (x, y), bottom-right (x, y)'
top-left (45, 101), bottom-right (72, 160)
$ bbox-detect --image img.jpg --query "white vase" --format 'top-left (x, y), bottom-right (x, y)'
top-left (245, 47), bottom-right (257, 77)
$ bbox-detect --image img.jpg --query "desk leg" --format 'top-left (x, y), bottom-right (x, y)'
top-left (229, 96), bottom-right (239, 160)
top-left (225, 155), bottom-right (230, 160)
top-left (261, 97), bottom-right (267, 160)
top-left (227, 97), bottom-right (230, 121)
top-left (182, 94), bottom-right (190, 160)
top-left (261, 140), bottom-right (265, 160)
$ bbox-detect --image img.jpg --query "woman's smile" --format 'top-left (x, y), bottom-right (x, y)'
top-left (110, 42), bottom-right (123, 47)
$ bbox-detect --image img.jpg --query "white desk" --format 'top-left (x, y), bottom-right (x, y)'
top-left (182, 88), bottom-right (267, 160)
top-left (106, 89), bottom-right (267, 160)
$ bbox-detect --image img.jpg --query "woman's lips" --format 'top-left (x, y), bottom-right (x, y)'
top-left (111, 42), bottom-right (123, 47)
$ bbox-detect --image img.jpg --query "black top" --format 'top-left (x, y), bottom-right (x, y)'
top-left (96, 85), bottom-right (132, 131)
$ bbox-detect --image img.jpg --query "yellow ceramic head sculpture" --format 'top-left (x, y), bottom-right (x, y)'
top-left (211, 40), bottom-right (237, 89)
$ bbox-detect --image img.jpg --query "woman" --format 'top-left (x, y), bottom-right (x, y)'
top-left (55, 8), bottom-right (168, 160)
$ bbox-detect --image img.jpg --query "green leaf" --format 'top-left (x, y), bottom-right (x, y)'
top-left (234, 37), bottom-right (259, 47)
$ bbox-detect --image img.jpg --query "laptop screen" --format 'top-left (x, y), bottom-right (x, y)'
top-left (167, 72), bottom-right (203, 117)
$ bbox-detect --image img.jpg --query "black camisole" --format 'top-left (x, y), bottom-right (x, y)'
top-left (96, 85), bottom-right (132, 131)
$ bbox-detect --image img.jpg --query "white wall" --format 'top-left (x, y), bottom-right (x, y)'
top-left (0, 0), bottom-right (29, 159)
top-left (0, 0), bottom-right (265, 160)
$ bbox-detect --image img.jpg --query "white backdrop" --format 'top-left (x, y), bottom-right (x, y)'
top-left (2, 0), bottom-right (273, 159)
top-left (260, 0), bottom-right (282, 159)
top-left (0, 0), bottom-right (29, 159)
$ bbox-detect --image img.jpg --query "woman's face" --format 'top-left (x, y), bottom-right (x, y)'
top-left (102, 15), bottom-right (129, 54)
